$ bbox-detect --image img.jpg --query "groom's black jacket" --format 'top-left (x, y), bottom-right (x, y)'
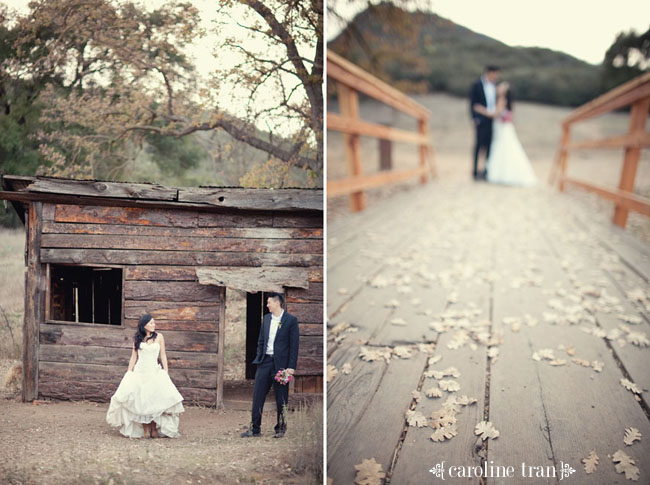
top-left (469, 78), bottom-right (492, 126)
top-left (252, 311), bottom-right (299, 370)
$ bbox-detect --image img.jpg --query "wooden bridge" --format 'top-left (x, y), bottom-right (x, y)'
top-left (326, 60), bottom-right (650, 484)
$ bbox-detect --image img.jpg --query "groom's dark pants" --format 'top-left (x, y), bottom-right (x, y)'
top-left (473, 119), bottom-right (493, 178)
top-left (251, 354), bottom-right (289, 434)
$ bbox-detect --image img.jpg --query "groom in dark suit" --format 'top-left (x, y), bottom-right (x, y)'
top-left (241, 292), bottom-right (299, 438)
top-left (469, 65), bottom-right (501, 180)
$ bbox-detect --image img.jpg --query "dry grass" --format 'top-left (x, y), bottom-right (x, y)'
top-left (282, 400), bottom-right (324, 484)
top-left (0, 228), bottom-right (25, 361)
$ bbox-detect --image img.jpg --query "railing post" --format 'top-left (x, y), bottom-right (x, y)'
top-left (418, 117), bottom-right (429, 183)
top-left (613, 96), bottom-right (650, 228)
top-left (555, 124), bottom-right (571, 191)
top-left (337, 83), bottom-right (365, 212)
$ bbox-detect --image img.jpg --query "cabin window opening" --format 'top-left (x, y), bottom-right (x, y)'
top-left (50, 265), bottom-right (122, 325)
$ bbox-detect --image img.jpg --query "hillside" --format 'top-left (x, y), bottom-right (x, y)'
top-left (329, 3), bottom-right (603, 106)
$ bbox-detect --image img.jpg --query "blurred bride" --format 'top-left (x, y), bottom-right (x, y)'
top-left (486, 82), bottom-right (537, 187)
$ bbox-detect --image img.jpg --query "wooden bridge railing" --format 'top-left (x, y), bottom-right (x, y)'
top-left (549, 71), bottom-right (650, 228)
top-left (327, 50), bottom-right (435, 212)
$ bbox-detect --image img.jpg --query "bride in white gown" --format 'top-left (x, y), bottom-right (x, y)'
top-left (487, 82), bottom-right (537, 187)
top-left (106, 314), bottom-right (184, 438)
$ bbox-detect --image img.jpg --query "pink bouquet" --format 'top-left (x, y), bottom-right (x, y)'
top-left (501, 110), bottom-right (513, 122)
top-left (274, 369), bottom-right (294, 385)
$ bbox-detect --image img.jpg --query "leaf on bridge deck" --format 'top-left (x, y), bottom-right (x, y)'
top-left (327, 365), bottom-right (338, 383)
top-left (354, 458), bottom-right (386, 485)
top-left (618, 314), bottom-right (643, 325)
top-left (390, 317), bottom-right (407, 326)
top-left (572, 357), bottom-right (591, 367)
top-left (624, 427), bottom-right (642, 446)
top-left (582, 450), bottom-right (599, 474)
top-left (532, 348), bottom-right (555, 361)
top-left (428, 355), bottom-right (442, 365)
top-left (411, 390), bottom-right (422, 403)
top-left (620, 378), bottom-right (643, 395)
top-left (424, 386), bottom-right (442, 399)
top-left (341, 363), bottom-right (352, 375)
top-left (612, 449), bottom-right (640, 481)
top-left (359, 346), bottom-right (392, 363)
top-left (405, 409), bottom-right (428, 428)
top-left (626, 331), bottom-right (650, 347)
top-left (393, 346), bottom-right (413, 359)
top-left (591, 360), bottom-right (604, 372)
top-left (430, 405), bottom-right (457, 430)
top-left (430, 424), bottom-right (458, 442)
top-left (438, 380), bottom-right (460, 392)
top-left (474, 420), bottom-right (500, 441)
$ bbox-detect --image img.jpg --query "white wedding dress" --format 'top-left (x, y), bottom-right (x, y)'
top-left (487, 111), bottom-right (537, 187)
top-left (106, 340), bottom-right (184, 438)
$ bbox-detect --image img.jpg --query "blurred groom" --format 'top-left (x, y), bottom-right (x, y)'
top-left (241, 292), bottom-right (299, 438)
top-left (469, 65), bottom-right (501, 180)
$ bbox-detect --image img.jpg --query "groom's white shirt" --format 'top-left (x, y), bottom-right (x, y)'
top-left (266, 310), bottom-right (284, 355)
top-left (481, 76), bottom-right (496, 114)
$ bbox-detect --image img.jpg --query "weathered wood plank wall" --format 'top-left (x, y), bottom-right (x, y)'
top-left (36, 202), bottom-right (323, 403)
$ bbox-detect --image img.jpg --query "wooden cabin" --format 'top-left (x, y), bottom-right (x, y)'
top-left (0, 175), bottom-right (323, 406)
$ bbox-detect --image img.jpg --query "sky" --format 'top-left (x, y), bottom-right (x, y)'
top-left (327, 0), bottom-right (650, 65)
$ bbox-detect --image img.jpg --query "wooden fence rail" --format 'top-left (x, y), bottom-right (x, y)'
top-left (549, 71), bottom-right (650, 228)
top-left (327, 50), bottom-right (435, 211)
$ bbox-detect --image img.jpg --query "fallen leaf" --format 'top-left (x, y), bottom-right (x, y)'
top-left (359, 347), bottom-right (391, 363)
top-left (405, 410), bottom-right (428, 427)
top-left (393, 346), bottom-right (413, 359)
top-left (624, 428), bottom-right (641, 446)
top-left (424, 386), bottom-right (442, 398)
top-left (627, 331), bottom-right (650, 347)
top-left (390, 318), bottom-right (407, 326)
top-left (430, 406), bottom-right (457, 429)
top-left (439, 380), bottom-right (461, 392)
top-left (618, 314), bottom-right (642, 325)
top-left (327, 365), bottom-right (338, 383)
top-left (487, 347), bottom-right (499, 359)
top-left (430, 425), bottom-right (458, 442)
top-left (455, 395), bottom-right (478, 406)
top-left (354, 458), bottom-right (385, 485)
top-left (341, 363), bottom-right (352, 375)
top-left (582, 450), bottom-right (598, 474)
top-left (428, 355), bottom-right (442, 365)
top-left (621, 378), bottom-right (643, 395)
top-left (592, 361), bottom-right (603, 372)
top-left (572, 358), bottom-right (591, 367)
top-left (330, 322), bottom-right (350, 335)
top-left (549, 359), bottom-right (567, 366)
top-left (412, 390), bottom-right (422, 403)
top-left (612, 449), bottom-right (640, 481)
top-left (385, 299), bottom-right (400, 308)
top-left (475, 421), bottom-right (500, 441)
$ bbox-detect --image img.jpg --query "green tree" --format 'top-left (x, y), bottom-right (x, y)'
top-left (601, 27), bottom-right (650, 91)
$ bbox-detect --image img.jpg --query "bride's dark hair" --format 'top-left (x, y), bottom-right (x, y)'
top-left (134, 314), bottom-right (157, 350)
top-left (506, 90), bottom-right (513, 111)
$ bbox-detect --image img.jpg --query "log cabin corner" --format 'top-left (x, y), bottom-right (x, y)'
top-left (0, 175), bottom-right (323, 408)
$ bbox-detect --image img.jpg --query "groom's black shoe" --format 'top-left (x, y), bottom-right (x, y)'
top-left (240, 429), bottom-right (261, 438)
top-left (273, 430), bottom-right (285, 438)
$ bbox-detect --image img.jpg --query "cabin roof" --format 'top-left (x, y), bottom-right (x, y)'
top-left (0, 175), bottom-right (323, 223)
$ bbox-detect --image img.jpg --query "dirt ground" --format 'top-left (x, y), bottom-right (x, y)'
top-left (0, 395), bottom-right (322, 485)
top-left (0, 227), bottom-right (322, 485)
